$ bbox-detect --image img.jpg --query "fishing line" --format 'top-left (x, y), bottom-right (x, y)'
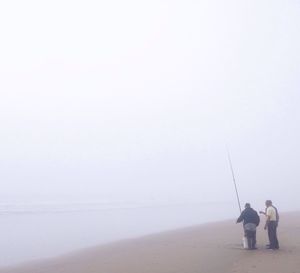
top-left (227, 148), bottom-right (242, 213)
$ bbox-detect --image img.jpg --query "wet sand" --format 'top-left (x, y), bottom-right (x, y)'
top-left (1, 211), bottom-right (299, 273)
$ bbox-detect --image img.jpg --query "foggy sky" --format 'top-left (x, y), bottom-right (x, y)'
top-left (0, 0), bottom-right (300, 210)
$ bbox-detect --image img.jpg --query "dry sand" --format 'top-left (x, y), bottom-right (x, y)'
top-left (1, 211), bottom-right (300, 273)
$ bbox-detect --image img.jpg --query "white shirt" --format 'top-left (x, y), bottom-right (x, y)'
top-left (266, 206), bottom-right (277, 221)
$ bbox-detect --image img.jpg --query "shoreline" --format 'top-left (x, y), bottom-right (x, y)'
top-left (0, 201), bottom-right (238, 267)
top-left (1, 211), bottom-right (300, 273)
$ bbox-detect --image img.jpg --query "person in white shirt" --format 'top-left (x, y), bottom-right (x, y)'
top-left (260, 200), bottom-right (279, 250)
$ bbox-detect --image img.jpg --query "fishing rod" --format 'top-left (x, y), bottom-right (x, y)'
top-left (227, 149), bottom-right (242, 213)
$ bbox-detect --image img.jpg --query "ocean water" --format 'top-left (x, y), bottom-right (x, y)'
top-left (0, 200), bottom-right (237, 267)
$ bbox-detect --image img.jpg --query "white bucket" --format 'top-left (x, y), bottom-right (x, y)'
top-left (243, 236), bottom-right (248, 249)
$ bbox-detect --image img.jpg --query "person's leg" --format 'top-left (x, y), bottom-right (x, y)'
top-left (250, 232), bottom-right (255, 249)
top-left (267, 223), bottom-right (273, 248)
top-left (253, 230), bottom-right (257, 249)
top-left (245, 230), bottom-right (251, 249)
top-left (274, 226), bottom-right (279, 249)
top-left (246, 230), bottom-right (255, 249)
top-left (268, 222), bottom-right (276, 249)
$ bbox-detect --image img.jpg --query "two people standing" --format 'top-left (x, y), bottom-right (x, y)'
top-left (237, 200), bottom-right (279, 250)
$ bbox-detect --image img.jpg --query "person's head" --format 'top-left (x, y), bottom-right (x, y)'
top-left (265, 200), bottom-right (272, 207)
top-left (245, 203), bottom-right (251, 208)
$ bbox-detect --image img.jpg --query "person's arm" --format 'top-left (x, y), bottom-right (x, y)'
top-left (264, 215), bottom-right (270, 229)
top-left (275, 207), bottom-right (279, 222)
top-left (264, 208), bottom-right (271, 230)
top-left (236, 211), bottom-right (244, 223)
top-left (274, 206), bottom-right (279, 227)
top-left (255, 212), bottom-right (260, 226)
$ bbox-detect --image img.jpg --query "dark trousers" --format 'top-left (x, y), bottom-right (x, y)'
top-left (268, 221), bottom-right (279, 249)
top-left (245, 230), bottom-right (256, 249)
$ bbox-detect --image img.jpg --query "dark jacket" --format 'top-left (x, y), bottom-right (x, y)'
top-left (237, 207), bottom-right (260, 226)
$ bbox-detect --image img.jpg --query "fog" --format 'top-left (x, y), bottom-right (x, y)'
top-left (1, 0), bottom-right (300, 211)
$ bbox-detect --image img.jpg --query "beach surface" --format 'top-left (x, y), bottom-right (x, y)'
top-left (1, 211), bottom-right (299, 273)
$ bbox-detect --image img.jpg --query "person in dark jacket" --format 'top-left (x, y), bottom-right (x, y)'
top-left (237, 203), bottom-right (260, 249)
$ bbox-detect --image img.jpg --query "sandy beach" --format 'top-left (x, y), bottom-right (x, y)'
top-left (1, 211), bottom-right (299, 273)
